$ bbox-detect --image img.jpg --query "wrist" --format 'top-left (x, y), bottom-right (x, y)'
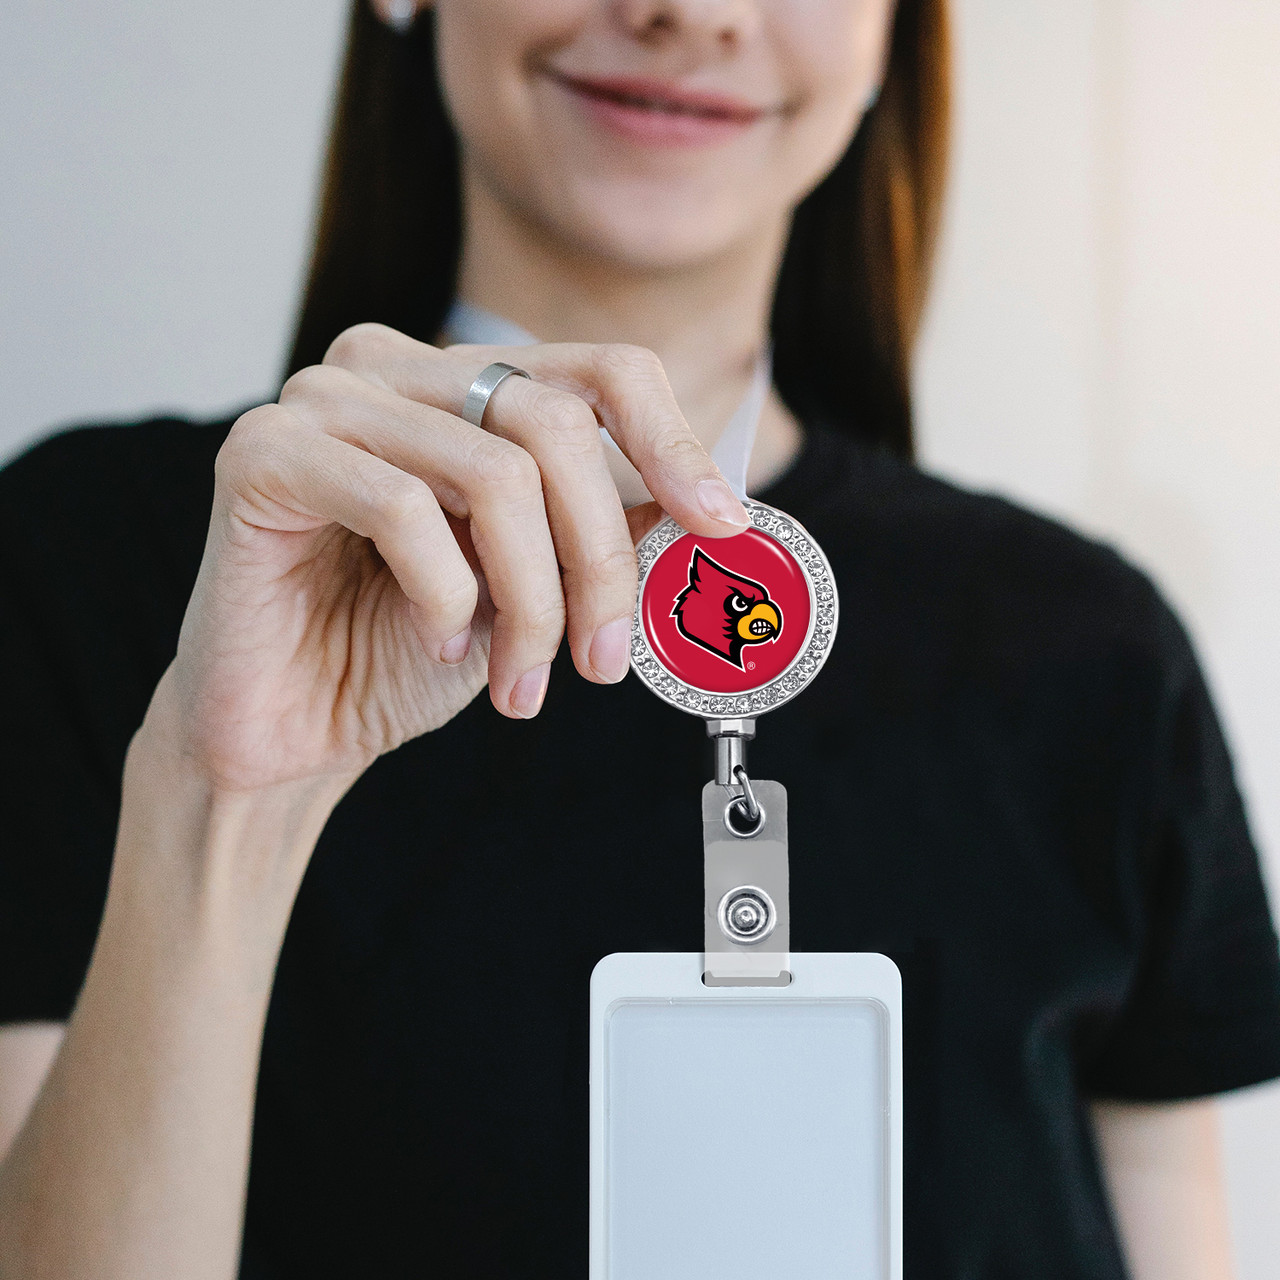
top-left (116, 677), bottom-right (356, 964)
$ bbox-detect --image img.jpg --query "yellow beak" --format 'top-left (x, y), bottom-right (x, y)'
top-left (736, 602), bottom-right (781, 643)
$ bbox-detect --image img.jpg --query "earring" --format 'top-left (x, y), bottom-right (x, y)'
top-left (384, 0), bottom-right (417, 33)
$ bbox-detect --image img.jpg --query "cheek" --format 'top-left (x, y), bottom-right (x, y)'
top-left (433, 0), bottom-right (582, 147)
top-left (771, 0), bottom-right (893, 166)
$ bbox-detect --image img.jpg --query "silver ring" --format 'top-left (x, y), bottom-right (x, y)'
top-left (462, 360), bottom-right (531, 428)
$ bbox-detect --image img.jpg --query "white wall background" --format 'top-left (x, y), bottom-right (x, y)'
top-left (2, 0), bottom-right (1277, 1271)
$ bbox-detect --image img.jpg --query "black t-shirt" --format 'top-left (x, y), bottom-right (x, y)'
top-left (2, 409), bottom-right (1279, 1279)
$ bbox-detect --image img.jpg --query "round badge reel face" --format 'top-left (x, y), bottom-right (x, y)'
top-left (630, 501), bottom-right (839, 719)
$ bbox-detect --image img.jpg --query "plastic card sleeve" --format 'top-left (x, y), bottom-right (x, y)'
top-left (589, 951), bottom-right (902, 1280)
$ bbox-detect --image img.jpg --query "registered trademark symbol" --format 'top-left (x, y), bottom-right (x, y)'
top-left (747, 661), bottom-right (756, 670)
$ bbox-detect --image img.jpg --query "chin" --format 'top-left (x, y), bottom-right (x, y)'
top-left (547, 179), bottom-right (764, 269)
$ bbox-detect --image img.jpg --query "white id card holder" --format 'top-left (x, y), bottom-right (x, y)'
top-left (596, 503), bottom-right (902, 1278)
top-left (590, 950), bottom-right (902, 1280)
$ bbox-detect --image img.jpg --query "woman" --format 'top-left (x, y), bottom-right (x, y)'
top-left (0, 0), bottom-right (1277, 1276)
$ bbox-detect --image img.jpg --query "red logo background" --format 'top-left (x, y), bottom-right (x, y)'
top-left (640, 527), bottom-right (812, 694)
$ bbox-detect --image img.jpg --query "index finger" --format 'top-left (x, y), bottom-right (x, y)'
top-left (504, 342), bottom-right (752, 537)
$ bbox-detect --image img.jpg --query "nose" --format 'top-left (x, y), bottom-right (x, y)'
top-left (614, 0), bottom-right (762, 54)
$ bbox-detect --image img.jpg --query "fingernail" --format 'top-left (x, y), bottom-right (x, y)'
top-left (696, 478), bottom-right (749, 528)
top-left (589, 617), bottom-right (632, 683)
top-left (510, 663), bottom-right (551, 718)
top-left (440, 626), bottom-right (472, 665)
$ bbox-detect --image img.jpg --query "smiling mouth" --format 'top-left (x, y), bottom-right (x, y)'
top-left (553, 74), bottom-right (765, 123)
top-left (587, 88), bottom-right (729, 119)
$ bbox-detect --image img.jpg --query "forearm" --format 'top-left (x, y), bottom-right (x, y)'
top-left (1090, 1096), bottom-right (1236, 1280)
top-left (0, 698), bottom-right (351, 1280)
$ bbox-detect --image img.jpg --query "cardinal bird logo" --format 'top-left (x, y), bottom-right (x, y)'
top-left (671, 548), bottom-right (783, 669)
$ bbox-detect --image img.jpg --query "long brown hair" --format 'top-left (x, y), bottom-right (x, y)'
top-left (286, 1), bottom-right (950, 460)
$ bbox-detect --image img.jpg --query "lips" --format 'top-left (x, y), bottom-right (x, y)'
top-left (552, 71), bottom-right (768, 123)
top-left (549, 71), bottom-right (772, 148)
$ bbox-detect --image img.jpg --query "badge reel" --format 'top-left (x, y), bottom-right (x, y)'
top-left (590, 501), bottom-right (903, 1280)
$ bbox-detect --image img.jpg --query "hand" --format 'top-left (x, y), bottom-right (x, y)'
top-left (152, 323), bottom-right (749, 793)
